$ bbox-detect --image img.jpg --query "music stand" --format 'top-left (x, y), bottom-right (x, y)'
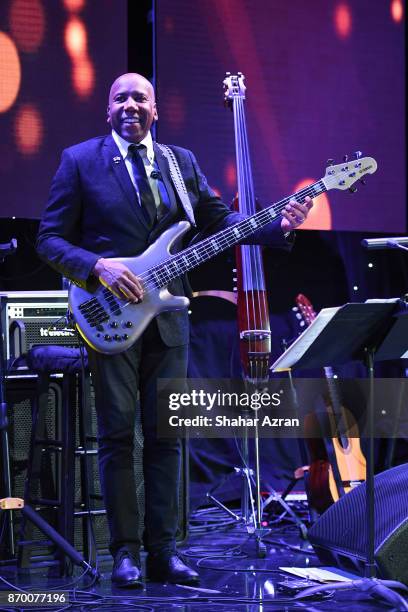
top-left (271, 299), bottom-right (408, 609)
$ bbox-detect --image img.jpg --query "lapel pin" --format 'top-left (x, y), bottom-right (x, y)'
top-left (113, 156), bottom-right (121, 164)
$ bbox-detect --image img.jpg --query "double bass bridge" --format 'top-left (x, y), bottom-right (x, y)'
top-left (240, 330), bottom-right (271, 342)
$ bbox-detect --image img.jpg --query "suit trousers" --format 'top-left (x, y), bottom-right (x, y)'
top-left (87, 318), bottom-right (188, 556)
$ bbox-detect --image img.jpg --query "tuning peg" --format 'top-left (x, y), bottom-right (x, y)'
top-left (349, 185), bottom-right (357, 193)
top-left (360, 178), bottom-right (366, 186)
top-left (326, 158), bottom-right (335, 166)
top-left (353, 150), bottom-right (363, 159)
top-left (343, 154), bottom-right (349, 162)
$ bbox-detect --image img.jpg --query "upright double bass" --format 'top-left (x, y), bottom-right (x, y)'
top-left (223, 73), bottom-right (272, 383)
top-left (224, 72), bottom-right (272, 555)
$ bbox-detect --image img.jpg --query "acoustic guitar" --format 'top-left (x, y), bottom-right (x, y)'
top-left (295, 293), bottom-right (366, 512)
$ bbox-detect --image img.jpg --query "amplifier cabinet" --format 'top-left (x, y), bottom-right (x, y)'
top-left (0, 374), bottom-right (189, 561)
top-left (0, 291), bottom-right (78, 365)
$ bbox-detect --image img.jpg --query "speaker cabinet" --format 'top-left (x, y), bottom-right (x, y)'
top-left (308, 463), bottom-right (408, 584)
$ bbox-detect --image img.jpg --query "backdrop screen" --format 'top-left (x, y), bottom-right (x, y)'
top-left (0, 0), bottom-right (127, 219)
top-left (156, 0), bottom-right (406, 232)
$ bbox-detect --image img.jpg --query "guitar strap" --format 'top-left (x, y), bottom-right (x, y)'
top-left (156, 144), bottom-right (196, 227)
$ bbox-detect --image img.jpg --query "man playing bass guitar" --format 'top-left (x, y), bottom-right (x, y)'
top-left (37, 72), bottom-right (312, 587)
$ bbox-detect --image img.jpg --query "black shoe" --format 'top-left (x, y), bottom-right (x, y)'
top-left (147, 552), bottom-right (199, 585)
top-left (111, 550), bottom-right (143, 588)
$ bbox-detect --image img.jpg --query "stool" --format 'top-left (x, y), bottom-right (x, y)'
top-left (18, 345), bottom-right (102, 575)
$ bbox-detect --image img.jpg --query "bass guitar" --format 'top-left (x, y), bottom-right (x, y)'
top-left (69, 157), bottom-right (377, 354)
top-left (295, 293), bottom-right (366, 512)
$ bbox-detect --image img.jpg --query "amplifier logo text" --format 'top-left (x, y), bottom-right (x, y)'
top-left (39, 327), bottom-right (75, 337)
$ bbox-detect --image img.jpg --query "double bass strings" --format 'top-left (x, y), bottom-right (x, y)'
top-left (234, 96), bottom-right (269, 355)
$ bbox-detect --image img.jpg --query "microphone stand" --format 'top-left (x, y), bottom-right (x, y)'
top-left (361, 236), bottom-right (408, 250)
top-left (387, 240), bottom-right (408, 253)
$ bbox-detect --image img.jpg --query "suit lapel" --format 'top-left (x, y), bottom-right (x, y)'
top-left (102, 135), bottom-right (149, 230)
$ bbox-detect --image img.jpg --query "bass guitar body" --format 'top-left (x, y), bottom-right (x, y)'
top-left (69, 221), bottom-right (190, 354)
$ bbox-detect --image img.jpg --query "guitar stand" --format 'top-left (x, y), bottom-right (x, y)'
top-left (260, 482), bottom-right (308, 540)
top-left (206, 396), bottom-right (308, 558)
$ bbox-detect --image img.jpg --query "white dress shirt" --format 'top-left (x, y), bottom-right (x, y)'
top-left (111, 129), bottom-right (161, 209)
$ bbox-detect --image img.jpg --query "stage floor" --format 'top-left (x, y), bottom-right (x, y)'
top-left (0, 507), bottom-right (404, 611)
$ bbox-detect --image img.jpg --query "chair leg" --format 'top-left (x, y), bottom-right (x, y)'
top-left (78, 372), bottom-right (94, 558)
top-left (56, 374), bottom-right (76, 575)
top-left (18, 374), bottom-right (50, 569)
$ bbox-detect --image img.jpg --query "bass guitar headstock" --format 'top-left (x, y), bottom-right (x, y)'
top-left (322, 152), bottom-right (377, 193)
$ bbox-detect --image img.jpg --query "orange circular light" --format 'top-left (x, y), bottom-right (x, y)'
top-left (293, 178), bottom-right (332, 230)
top-left (225, 160), bottom-right (236, 188)
top-left (9, 0), bottom-right (45, 53)
top-left (72, 57), bottom-right (95, 98)
top-left (0, 32), bottom-right (21, 113)
top-left (391, 0), bottom-right (404, 22)
top-left (64, 16), bottom-right (87, 59)
top-left (15, 103), bottom-right (43, 154)
top-left (334, 3), bottom-right (352, 39)
top-left (63, 0), bottom-right (85, 12)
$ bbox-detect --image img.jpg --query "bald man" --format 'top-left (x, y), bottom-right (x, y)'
top-left (37, 73), bottom-right (312, 587)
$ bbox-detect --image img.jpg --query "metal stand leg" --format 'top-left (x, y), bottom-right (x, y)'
top-left (206, 382), bottom-right (307, 556)
top-left (0, 423), bottom-right (15, 556)
top-left (0, 498), bottom-right (98, 579)
top-left (0, 308), bottom-right (15, 556)
top-left (253, 421), bottom-right (268, 557)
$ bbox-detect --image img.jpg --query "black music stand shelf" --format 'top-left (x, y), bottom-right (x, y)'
top-left (271, 300), bottom-right (401, 372)
top-left (271, 299), bottom-right (408, 609)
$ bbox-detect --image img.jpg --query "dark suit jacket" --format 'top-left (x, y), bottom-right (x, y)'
top-left (37, 134), bottom-right (291, 346)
